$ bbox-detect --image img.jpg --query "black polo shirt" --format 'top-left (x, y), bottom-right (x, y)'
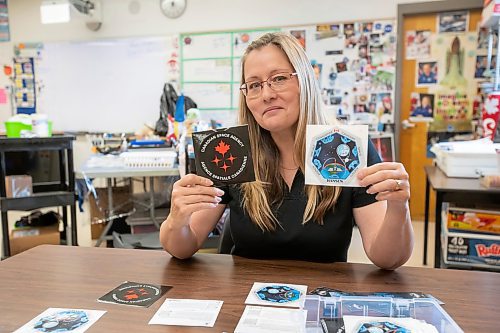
top-left (219, 141), bottom-right (382, 263)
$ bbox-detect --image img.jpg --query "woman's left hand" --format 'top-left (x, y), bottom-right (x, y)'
top-left (357, 162), bottom-right (410, 202)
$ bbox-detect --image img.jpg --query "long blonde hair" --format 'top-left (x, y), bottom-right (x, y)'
top-left (238, 32), bottom-right (342, 232)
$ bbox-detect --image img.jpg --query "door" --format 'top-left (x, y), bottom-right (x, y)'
top-left (398, 9), bottom-right (482, 220)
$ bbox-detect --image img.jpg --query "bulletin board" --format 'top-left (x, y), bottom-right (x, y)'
top-left (180, 29), bottom-right (277, 125)
top-left (282, 21), bottom-right (397, 130)
top-left (179, 21), bottom-right (397, 129)
top-left (35, 36), bottom-right (179, 133)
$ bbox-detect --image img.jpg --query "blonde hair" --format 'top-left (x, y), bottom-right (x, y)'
top-left (239, 32), bottom-right (341, 232)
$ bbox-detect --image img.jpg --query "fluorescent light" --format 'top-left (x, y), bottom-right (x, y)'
top-left (40, 1), bottom-right (71, 24)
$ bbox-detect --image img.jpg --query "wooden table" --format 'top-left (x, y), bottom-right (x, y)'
top-left (423, 166), bottom-right (500, 267)
top-left (1, 245), bottom-right (498, 332)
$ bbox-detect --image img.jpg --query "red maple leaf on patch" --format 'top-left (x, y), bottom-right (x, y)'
top-left (214, 140), bottom-right (230, 157)
top-left (124, 293), bottom-right (139, 300)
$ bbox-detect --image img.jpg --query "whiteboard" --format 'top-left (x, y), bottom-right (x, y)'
top-left (36, 36), bottom-right (176, 133)
top-left (182, 34), bottom-right (231, 59)
top-left (183, 83), bottom-right (231, 109)
top-left (183, 58), bottom-right (232, 82)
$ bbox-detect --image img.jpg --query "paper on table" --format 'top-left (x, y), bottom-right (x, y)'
top-left (244, 282), bottom-right (308, 308)
top-left (148, 298), bottom-right (223, 327)
top-left (343, 315), bottom-right (439, 333)
top-left (13, 308), bottom-right (106, 333)
top-left (235, 305), bottom-right (307, 333)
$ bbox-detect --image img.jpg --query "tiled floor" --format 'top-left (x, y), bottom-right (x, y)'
top-left (348, 220), bottom-right (435, 268)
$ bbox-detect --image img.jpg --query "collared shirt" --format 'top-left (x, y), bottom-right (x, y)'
top-left (219, 141), bottom-right (382, 263)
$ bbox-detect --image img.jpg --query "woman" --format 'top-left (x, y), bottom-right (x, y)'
top-left (160, 32), bottom-right (413, 269)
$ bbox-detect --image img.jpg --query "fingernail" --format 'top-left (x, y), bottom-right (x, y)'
top-left (215, 196), bottom-right (222, 202)
top-left (216, 189), bottom-right (225, 196)
top-left (366, 188), bottom-right (373, 194)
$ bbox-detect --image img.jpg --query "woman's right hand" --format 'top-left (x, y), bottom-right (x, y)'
top-left (168, 174), bottom-right (225, 229)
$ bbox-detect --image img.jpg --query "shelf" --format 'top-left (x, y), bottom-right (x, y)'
top-left (0, 191), bottom-right (76, 212)
top-left (1, 135), bottom-right (78, 257)
top-left (0, 135), bottom-right (75, 152)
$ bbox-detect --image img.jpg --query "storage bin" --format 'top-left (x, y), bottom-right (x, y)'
top-left (4, 121), bottom-right (53, 138)
top-left (4, 121), bottom-right (32, 138)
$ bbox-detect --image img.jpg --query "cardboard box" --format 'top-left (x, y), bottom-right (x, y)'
top-left (447, 207), bottom-right (500, 235)
top-left (442, 213), bottom-right (500, 270)
top-left (5, 175), bottom-right (32, 198)
top-left (10, 225), bottom-right (60, 255)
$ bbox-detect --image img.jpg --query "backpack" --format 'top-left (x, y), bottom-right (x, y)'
top-left (154, 83), bottom-right (198, 136)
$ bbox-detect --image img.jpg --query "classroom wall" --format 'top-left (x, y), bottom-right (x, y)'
top-left (0, 0), bottom-right (439, 125)
top-left (10, 0), bottom-right (433, 42)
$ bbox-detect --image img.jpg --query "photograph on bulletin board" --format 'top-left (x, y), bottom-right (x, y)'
top-left (405, 30), bottom-right (431, 60)
top-left (477, 26), bottom-right (498, 50)
top-left (437, 11), bottom-right (469, 33)
top-left (410, 92), bottom-right (435, 122)
top-left (290, 30), bottom-right (306, 49)
top-left (474, 55), bottom-right (496, 79)
top-left (370, 133), bottom-right (395, 162)
top-left (416, 60), bottom-right (438, 86)
top-left (0, 0), bottom-right (9, 42)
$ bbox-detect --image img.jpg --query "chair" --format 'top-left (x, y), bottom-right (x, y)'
top-left (112, 231), bottom-right (162, 250)
top-left (217, 213), bottom-right (234, 254)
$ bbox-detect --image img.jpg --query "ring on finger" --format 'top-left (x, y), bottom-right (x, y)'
top-left (394, 179), bottom-right (402, 191)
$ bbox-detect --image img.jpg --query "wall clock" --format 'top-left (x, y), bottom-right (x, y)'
top-left (160, 0), bottom-right (187, 19)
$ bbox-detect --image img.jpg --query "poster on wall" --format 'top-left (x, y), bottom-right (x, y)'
top-left (285, 20), bottom-right (397, 130)
top-left (416, 60), bottom-right (438, 86)
top-left (427, 33), bottom-right (477, 132)
top-left (0, 0), bottom-right (10, 42)
top-left (437, 11), bottom-right (469, 33)
top-left (13, 57), bottom-right (36, 114)
top-left (405, 30), bottom-right (431, 59)
top-left (410, 92), bottom-right (434, 122)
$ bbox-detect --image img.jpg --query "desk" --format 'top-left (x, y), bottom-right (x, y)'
top-left (423, 166), bottom-right (500, 267)
top-left (78, 166), bottom-right (179, 247)
top-left (0, 245), bottom-right (498, 332)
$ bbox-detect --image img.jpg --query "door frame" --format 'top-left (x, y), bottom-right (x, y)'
top-left (394, 0), bottom-right (483, 160)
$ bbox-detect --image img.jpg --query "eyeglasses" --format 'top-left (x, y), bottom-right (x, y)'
top-left (240, 72), bottom-right (298, 99)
